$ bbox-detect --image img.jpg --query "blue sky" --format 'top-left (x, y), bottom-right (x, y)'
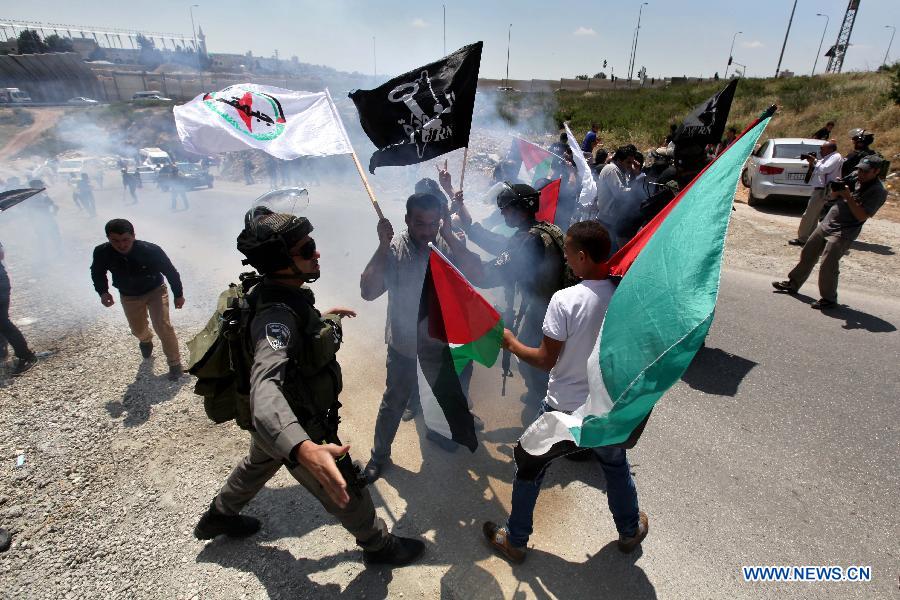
top-left (3, 1), bottom-right (898, 79)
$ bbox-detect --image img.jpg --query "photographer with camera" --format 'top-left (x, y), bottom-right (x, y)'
top-left (789, 140), bottom-right (842, 246)
top-left (773, 156), bottom-right (888, 310)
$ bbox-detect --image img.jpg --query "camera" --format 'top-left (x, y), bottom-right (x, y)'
top-left (830, 173), bottom-right (857, 193)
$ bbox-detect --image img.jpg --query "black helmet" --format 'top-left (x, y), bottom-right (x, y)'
top-left (849, 128), bottom-right (875, 146)
top-left (236, 205), bottom-right (314, 278)
top-left (496, 182), bottom-right (540, 213)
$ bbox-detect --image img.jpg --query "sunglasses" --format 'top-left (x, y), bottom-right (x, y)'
top-left (290, 238), bottom-right (317, 259)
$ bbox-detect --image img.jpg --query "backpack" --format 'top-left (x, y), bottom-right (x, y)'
top-left (186, 272), bottom-right (261, 429)
top-left (529, 221), bottom-right (580, 294)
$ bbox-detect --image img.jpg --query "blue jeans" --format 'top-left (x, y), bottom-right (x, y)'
top-left (506, 402), bottom-right (640, 547)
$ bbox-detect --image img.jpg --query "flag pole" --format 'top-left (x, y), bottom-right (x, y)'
top-left (459, 146), bottom-right (469, 191)
top-left (324, 88), bottom-right (385, 220)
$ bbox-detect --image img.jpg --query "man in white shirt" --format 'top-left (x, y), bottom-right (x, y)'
top-left (482, 221), bottom-right (648, 563)
top-left (594, 145), bottom-right (647, 254)
top-left (790, 140), bottom-right (842, 246)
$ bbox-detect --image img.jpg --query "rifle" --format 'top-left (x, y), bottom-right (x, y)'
top-left (500, 286), bottom-right (515, 396)
top-left (501, 289), bottom-right (529, 396)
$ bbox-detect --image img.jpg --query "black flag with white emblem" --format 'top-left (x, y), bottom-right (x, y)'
top-left (672, 79), bottom-right (738, 151)
top-left (349, 42), bottom-right (483, 173)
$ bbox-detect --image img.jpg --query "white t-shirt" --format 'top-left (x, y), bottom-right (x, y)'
top-left (542, 279), bottom-right (616, 411)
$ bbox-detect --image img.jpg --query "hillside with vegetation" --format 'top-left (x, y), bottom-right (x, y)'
top-left (497, 69), bottom-right (900, 171)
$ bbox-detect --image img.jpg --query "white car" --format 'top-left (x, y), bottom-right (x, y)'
top-left (67, 97), bottom-right (99, 105)
top-left (741, 138), bottom-right (826, 206)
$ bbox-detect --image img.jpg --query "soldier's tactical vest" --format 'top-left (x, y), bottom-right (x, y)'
top-left (528, 221), bottom-right (579, 298)
top-left (187, 274), bottom-right (343, 439)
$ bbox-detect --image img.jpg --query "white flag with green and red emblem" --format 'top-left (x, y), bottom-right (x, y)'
top-left (173, 84), bottom-right (352, 159)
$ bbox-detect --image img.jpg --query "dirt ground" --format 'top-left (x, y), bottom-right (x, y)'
top-left (0, 171), bottom-right (897, 598)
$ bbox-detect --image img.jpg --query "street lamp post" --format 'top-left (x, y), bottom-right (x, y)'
top-left (373, 36), bottom-right (377, 80)
top-left (628, 3), bottom-right (648, 81)
top-left (725, 31), bottom-right (742, 79)
top-left (884, 25), bottom-right (896, 67)
top-left (504, 23), bottom-right (512, 88)
top-left (775, 0), bottom-right (798, 77)
top-left (189, 4), bottom-right (199, 53)
top-left (811, 13), bottom-right (829, 76)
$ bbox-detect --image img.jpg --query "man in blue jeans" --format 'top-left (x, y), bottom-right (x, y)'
top-left (483, 221), bottom-right (648, 563)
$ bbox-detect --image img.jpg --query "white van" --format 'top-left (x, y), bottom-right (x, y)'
top-left (138, 147), bottom-right (172, 169)
top-left (0, 88), bottom-right (33, 104)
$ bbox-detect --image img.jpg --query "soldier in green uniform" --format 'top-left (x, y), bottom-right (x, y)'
top-left (194, 206), bottom-right (425, 567)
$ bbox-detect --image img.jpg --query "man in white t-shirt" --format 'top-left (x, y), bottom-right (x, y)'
top-left (482, 221), bottom-right (648, 563)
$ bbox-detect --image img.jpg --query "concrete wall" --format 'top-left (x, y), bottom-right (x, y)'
top-left (0, 52), bottom-right (105, 102)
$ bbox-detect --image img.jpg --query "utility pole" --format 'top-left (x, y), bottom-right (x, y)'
top-left (775, 0), bottom-right (798, 77)
top-left (373, 36), bottom-right (376, 80)
top-left (505, 23), bottom-right (512, 87)
top-left (443, 4), bottom-right (446, 55)
top-left (725, 31), bottom-right (742, 79)
top-left (189, 4), bottom-right (199, 53)
top-left (628, 3), bottom-right (648, 80)
top-left (884, 25), bottom-right (896, 67)
top-left (812, 13), bottom-right (829, 76)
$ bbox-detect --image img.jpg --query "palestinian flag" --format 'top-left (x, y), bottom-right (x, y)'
top-left (418, 244), bottom-right (503, 451)
top-left (510, 137), bottom-right (562, 185)
top-left (535, 178), bottom-right (561, 223)
top-left (515, 106), bottom-right (776, 478)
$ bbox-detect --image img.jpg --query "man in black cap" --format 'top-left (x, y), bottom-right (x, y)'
top-left (841, 129), bottom-right (878, 178)
top-left (195, 205), bottom-right (425, 567)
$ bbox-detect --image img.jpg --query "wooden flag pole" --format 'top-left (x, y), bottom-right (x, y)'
top-left (349, 150), bottom-right (385, 220)
top-left (458, 146), bottom-right (469, 191)
top-left (324, 88), bottom-right (384, 220)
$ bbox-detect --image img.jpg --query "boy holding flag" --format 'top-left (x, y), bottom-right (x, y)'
top-left (482, 221), bottom-right (648, 563)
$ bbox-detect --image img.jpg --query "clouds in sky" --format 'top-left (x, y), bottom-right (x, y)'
top-left (741, 40), bottom-right (764, 49)
top-left (573, 27), bottom-right (597, 36)
top-left (411, 17), bottom-right (428, 28)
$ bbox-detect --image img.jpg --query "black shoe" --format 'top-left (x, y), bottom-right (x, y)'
top-left (194, 501), bottom-right (261, 540)
top-left (811, 298), bottom-right (837, 310)
top-left (139, 341), bottom-right (153, 359)
top-left (787, 238), bottom-right (805, 246)
top-left (363, 458), bottom-right (385, 484)
top-left (425, 429), bottom-right (458, 453)
top-left (0, 528), bottom-right (10, 552)
top-left (564, 448), bottom-right (594, 462)
top-left (771, 280), bottom-right (797, 294)
top-left (12, 354), bottom-right (37, 376)
top-left (362, 534), bottom-right (425, 567)
top-left (167, 364), bottom-right (183, 381)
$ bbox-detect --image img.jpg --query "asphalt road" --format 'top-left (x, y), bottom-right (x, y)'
top-left (3, 177), bottom-right (897, 598)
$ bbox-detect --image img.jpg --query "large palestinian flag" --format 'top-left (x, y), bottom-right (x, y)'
top-left (515, 107), bottom-right (775, 478)
top-left (418, 245), bottom-right (503, 451)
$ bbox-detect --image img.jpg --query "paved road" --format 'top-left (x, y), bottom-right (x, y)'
top-left (3, 177), bottom-right (897, 598)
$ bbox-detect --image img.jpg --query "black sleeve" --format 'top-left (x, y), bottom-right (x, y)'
top-left (152, 245), bottom-right (184, 298)
top-left (90, 245), bottom-right (110, 296)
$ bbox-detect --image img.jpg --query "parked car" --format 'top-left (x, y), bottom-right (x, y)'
top-left (175, 162), bottom-right (214, 189)
top-left (67, 97), bottom-right (99, 105)
top-left (132, 94), bottom-right (172, 103)
top-left (56, 156), bottom-right (102, 184)
top-left (135, 165), bottom-right (158, 184)
top-left (741, 138), bottom-right (826, 206)
top-left (0, 88), bottom-right (32, 104)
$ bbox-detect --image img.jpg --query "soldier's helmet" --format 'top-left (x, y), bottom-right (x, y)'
top-left (496, 182), bottom-right (540, 213)
top-left (237, 188), bottom-right (312, 274)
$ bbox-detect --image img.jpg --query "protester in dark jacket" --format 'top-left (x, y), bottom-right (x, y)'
top-left (90, 219), bottom-right (185, 379)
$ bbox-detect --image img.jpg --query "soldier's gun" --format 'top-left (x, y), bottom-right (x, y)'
top-left (319, 429), bottom-right (367, 500)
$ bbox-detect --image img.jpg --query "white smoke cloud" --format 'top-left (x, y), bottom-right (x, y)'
top-left (741, 40), bottom-right (764, 49)
top-left (573, 27), bottom-right (597, 36)
top-left (411, 18), bottom-right (429, 28)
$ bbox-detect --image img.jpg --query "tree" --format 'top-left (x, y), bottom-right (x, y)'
top-left (714, 71), bottom-right (720, 80)
top-left (135, 34), bottom-right (155, 50)
top-left (592, 72), bottom-right (607, 79)
top-left (574, 74), bottom-right (589, 80)
top-left (890, 65), bottom-right (900, 105)
top-left (44, 34), bottom-right (74, 53)
top-left (16, 30), bottom-right (47, 54)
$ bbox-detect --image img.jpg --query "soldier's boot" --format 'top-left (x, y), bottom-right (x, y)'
top-left (193, 500), bottom-right (261, 540)
top-left (362, 534), bottom-right (425, 567)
